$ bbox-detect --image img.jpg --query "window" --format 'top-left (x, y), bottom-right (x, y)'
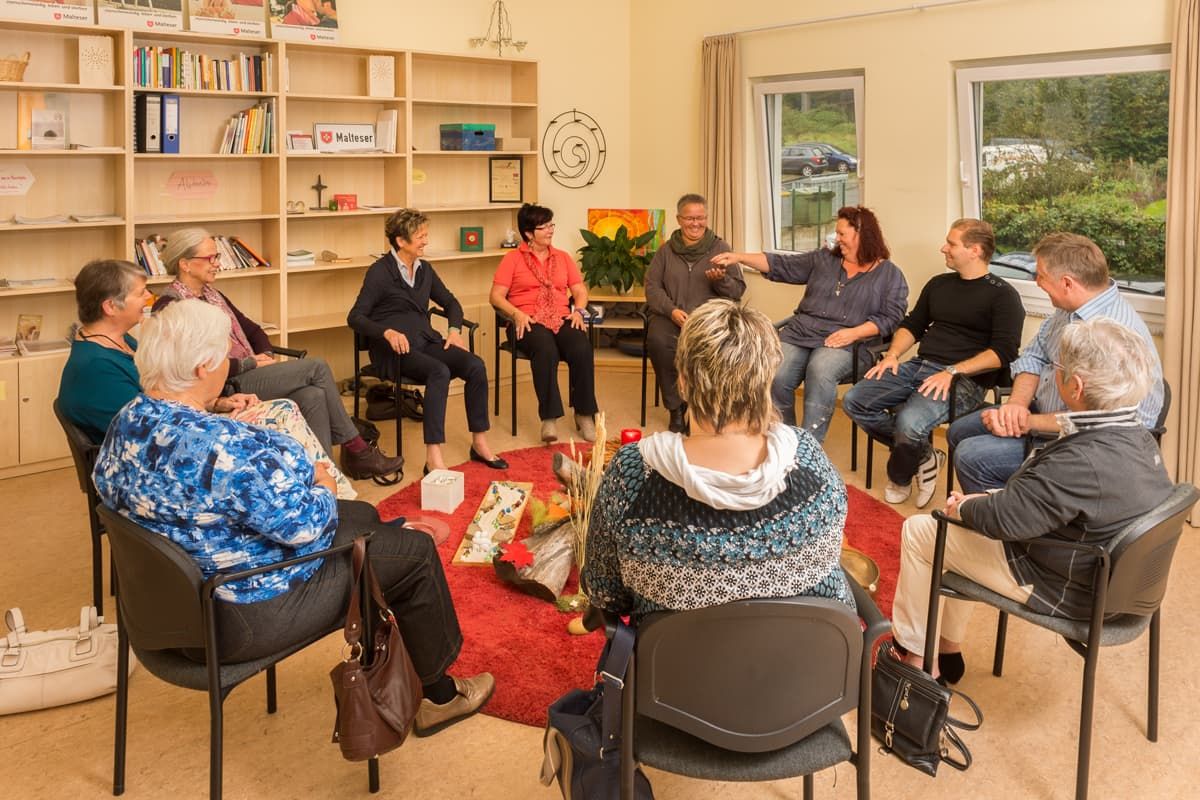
top-left (754, 75), bottom-right (864, 252)
top-left (956, 54), bottom-right (1169, 326)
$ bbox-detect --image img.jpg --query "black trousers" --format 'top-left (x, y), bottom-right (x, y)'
top-left (514, 322), bottom-right (599, 421)
top-left (645, 314), bottom-right (683, 411)
top-left (387, 340), bottom-right (491, 444)
top-left (214, 501), bottom-right (463, 683)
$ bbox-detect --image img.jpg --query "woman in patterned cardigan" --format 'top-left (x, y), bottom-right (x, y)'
top-left (583, 299), bottom-right (853, 621)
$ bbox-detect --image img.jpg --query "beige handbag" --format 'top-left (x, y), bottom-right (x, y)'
top-left (0, 607), bottom-right (135, 715)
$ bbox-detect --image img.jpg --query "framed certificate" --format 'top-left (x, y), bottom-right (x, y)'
top-left (489, 156), bottom-right (523, 203)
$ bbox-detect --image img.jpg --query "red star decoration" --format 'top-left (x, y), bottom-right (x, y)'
top-left (498, 540), bottom-right (534, 569)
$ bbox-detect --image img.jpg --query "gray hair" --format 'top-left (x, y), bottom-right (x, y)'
top-left (1033, 232), bottom-right (1109, 289)
top-left (675, 299), bottom-right (781, 435)
top-left (74, 259), bottom-right (145, 324)
top-left (160, 226), bottom-right (213, 276)
top-left (135, 299), bottom-right (230, 394)
top-left (1058, 318), bottom-right (1154, 411)
top-left (676, 193), bottom-right (706, 213)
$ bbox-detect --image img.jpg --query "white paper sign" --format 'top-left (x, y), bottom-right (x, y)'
top-left (97, 1), bottom-right (183, 31)
top-left (313, 124), bottom-right (376, 153)
top-left (0, 163), bottom-right (34, 196)
top-left (188, 0), bottom-right (266, 38)
top-left (0, 0), bottom-right (93, 25)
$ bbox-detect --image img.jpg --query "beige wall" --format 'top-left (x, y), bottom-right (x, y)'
top-left (337, 0), bottom-right (633, 254)
top-left (628, 0), bottom-right (1174, 316)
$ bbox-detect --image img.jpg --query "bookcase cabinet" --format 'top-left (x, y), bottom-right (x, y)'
top-left (0, 18), bottom-right (538, 477)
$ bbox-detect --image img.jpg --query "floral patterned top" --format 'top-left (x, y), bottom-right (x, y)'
top-left (93, 394), bottom-right (339, 603)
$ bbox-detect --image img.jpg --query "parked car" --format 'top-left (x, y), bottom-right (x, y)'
top-left (989, 250), bottom-right (1037, 281)
top-left (781, 145), bottom-right (829, 177)
top-left (798, 142), bottom-right (858, 173)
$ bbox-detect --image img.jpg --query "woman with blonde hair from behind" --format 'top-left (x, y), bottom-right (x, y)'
top-left (583, 299), bottom-right (853, 621)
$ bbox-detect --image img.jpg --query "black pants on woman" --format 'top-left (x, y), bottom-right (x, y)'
top-left (386, 339), bottom-right (491, 444)
top-left (213, 501), bottom-right (463, 684)
top-left (514, 322), bottom-right (599, 421)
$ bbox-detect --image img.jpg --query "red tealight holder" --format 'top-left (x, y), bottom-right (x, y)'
top-left (620, 428), bottom-right (642, 445)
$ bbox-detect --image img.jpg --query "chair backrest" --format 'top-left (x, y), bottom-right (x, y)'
top-left (97, 505), bottom-right (209, 651)
top-left (1104, 482), bottom-right (1199, 618)
top-left (634, 597), bottom-right (863, 753)
top-left (1151, 379), bottom-right (1171, 442)
top-left (52, 398), bottom-right (100, 496)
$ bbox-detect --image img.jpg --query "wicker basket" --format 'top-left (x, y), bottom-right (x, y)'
top-left (0, 52), bottom-right (30, 82)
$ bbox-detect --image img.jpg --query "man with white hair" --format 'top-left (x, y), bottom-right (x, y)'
top-left (887, 317), bottom-right (1175, 681)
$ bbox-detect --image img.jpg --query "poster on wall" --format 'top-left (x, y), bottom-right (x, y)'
top-left (0, 0), bottom-right (93, 26)
top-left (187, 0), bottom-right (266, 38)
top-left (586, 209), bottom-right (665, 252)
top-left (268, 0), bottom-right (338, 43)
top-left (97, 0), bottom-right (184, 31)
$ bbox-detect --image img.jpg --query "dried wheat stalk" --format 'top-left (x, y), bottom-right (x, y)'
top-left (565, 412), bottom-right (607, 572)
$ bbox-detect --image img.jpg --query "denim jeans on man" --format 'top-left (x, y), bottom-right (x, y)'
top-left (772, 342), bottom-right (863, 443)
top-left (842, 358), bottom-right (985, 484)
top-left (946, 408), bottom-right (1031, 493)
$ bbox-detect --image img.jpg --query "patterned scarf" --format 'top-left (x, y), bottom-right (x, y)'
top-left (169, 279), bottom-right (255, 360)
top-left (518, 243), bottom-right (565, 333)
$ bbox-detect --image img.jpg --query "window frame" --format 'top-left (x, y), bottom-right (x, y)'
top-left (955, 52), bottom-right (1170, 333)
top-left (752, 73), bottom-right (865, 252)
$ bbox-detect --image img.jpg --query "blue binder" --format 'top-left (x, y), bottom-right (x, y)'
top-left (161, 94), bottom-right (180, 154)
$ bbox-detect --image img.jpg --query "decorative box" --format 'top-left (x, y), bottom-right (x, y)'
top-left (333, 193), bottom-right (357, 211)
top-left (496, 137), bottom-right (530, 151)
top-left (421, 469), bottom-right (464, 514)
top-left (459, 226), bottom-right (484, 252)
top-left (439, 123), bottom-right (497, 151)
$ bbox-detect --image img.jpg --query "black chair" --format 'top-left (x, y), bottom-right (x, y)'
top-left (98, 505), bottom-right (383, 800)
top-left (922, 483), bottom-right (1200, 800)
top-left (859, 367), bottom-right (1011, 494)
top-left (609, 576), bottom-right (890, 800)
top-left (351, 309), bottom-right (477, 483)
top-left (492, 309), bottom-right (593, 436)
top-left (53, 399), bottom-right (111, 615)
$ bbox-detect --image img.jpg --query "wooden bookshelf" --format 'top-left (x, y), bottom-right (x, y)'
top-left (0, 19), bottom-right (538, 477)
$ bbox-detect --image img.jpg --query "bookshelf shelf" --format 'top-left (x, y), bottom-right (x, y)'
top-left (0, 279), bottom-right (75, 297)
top-left (133, 153), bottom-right (279, 160)
top-left (0, 220), bottom-right (125, 232)
top-left (5, 149), bottom-right (125, 156)
top-left (287, 258), bottom-right (374, 274)
top-left (411, 98), bottom-right (537, 109)
top-left (287, 312), bottom-right (350, 333)
top-left (411, 150), bottom-right (537, 157)
top-left (286, 93), bottom-right (405, 104)
top-left (284, 152), bottom-right (405, 159)
top-left (286, 209), bottom-right (399, 220)
top-left (0, 81), bottom-right (124, 95)
top-left (146, 266), bottom-right (280, 285)
top-left (135, 212), bottom-right (280, 225)
top-left (134, 88), bottom-right (278, 99)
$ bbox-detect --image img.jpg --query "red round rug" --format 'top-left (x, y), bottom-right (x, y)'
top-left (376, 444), bottom-right (903, 728)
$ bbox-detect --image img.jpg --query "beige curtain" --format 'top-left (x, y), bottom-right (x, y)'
top-left (1164, 0), bottom-right (1200, 496)
top-left (701, 34), bottom-right (742, 246)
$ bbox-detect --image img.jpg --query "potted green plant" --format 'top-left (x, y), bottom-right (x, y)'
top-left (577, 225), bottom-right (657, 293)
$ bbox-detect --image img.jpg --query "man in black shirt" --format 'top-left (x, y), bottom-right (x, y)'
top-left (843, 218), bottom-right (1024, 508)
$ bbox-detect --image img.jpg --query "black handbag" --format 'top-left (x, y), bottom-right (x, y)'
top-left (540, 621), bottom-right (654, 800)
top-left (870, 641), bottom-right (982, 776)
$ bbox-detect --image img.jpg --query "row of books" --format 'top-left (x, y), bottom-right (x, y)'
top-left (218, 101), bottom-right (276, 154)
top-left (134, 235), bottom-right (271, 277)
top-left (133, 48), bottom-right (274, 94)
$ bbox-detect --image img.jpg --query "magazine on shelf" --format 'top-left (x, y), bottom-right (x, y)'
top-left (16, 338), bottom-right (70, 357)
top-left (187, 0), bottom-right (266, 38)
top-left (97, 0), bottom-right (183, 31)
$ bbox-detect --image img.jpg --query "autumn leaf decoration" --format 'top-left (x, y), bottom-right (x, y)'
top-left (498, 540), bottom-right (535, 569)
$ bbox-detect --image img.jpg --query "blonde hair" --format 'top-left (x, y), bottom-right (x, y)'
top-left (136, 299), bottom-right (230, 394)
top-left (1058, 318), bottom-right (1154, 410)
top-left (675, 299), bottom-right (781, 434)
top-left (160, 226), bottom-right (213, 276)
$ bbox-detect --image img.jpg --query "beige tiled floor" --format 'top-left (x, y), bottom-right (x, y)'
top-left (1, 371), bottom-right (1196, 799)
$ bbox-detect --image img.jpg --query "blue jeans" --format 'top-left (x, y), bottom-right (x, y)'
top-left (842, 358), bottom-right (985, 484)
top-left (947, 408), bottom-right (1030, 493)
top-left (771, 343), bottom-right (855, 443)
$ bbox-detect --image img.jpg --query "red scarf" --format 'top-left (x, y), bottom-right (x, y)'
top-left (518, 243), bottom-right (566, 333)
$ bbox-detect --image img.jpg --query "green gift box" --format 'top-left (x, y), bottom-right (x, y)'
top-left (459, 226), bottom-right (484, 252)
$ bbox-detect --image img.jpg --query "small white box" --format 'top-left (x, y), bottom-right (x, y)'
top-left (421, 469), bottom-right (464, 514)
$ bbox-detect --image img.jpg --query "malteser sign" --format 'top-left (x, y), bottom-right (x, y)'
top-left (313, 124), bottom-right (377, 153)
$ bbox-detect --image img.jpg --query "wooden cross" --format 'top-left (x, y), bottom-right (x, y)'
top-left (311, 174), bottom-right (328, 209)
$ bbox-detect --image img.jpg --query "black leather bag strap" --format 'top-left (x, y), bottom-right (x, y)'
top-left (598, 620), bottom-right (635, 759)
top-left (945, 687), bottom-right (983, 731)
top-left (940, 724), bottom-right (973, 771)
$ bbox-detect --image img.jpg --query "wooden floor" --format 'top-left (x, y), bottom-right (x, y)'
top-left (1, 371), bottom-right (1197, 799)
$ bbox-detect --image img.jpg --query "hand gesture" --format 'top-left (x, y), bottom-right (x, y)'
top-left (254, 352), bottom-right (276, 367)
top-left (709, 252), bottom-right (737, 268)
top-left (982, 403), bottom-right (1030, 438)
top-left (568, 309), bottom-right (588, 331)
top-left (864, 353), bottom-right (899, 380)
top-left (384, 329), bottom-right (410, 354)
top-left (704, 264), bottom-right (727, 282)
top-left (670, 308), bottom-right (689, 328)
top-left (918, 369), bottom-right (955, 401)
top-left (944, 490), bottom-right (986, 519)
top-left (511, 310), bottom-right (532, 340)
top-left (313, 462), bottom-right (338, 494)
top-left (444, 330), bottom-right (467, 351)
top-left (823, 329), bottom-right (856, 349)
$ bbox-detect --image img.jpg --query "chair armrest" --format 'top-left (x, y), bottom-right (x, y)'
top-left (272, 345), bottom-right (308, 360)
top-left (204, 533), bottom-right (373, 595)
top-left (930, 509), bottom-right (1108, 558)
top-left (844, 568), bottom-right (892, 646)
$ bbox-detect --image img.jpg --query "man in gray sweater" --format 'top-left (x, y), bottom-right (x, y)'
top-left (644, 194), bottom-right (745, 432)
top-left (888, 317), bottom-right (1175, 680)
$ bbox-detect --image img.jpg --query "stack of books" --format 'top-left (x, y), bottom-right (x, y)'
top-left (218, 100), bottom-right (275, 154)
top-left (214, 236), bottom-right (271, 270)
top-left (136, 236), bottom-right (168, 276)
top-left (286, 249), bottom-right (315, 268)
top-left (0, 337), bottom-right (16, 359)
top-left (17, 338), bottom-right (70, 357)
top-left (132, 47), bottom-right (273, 93)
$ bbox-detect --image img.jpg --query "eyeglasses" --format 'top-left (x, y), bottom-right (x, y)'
top-left (189, 253), bottom-right (221, 265)
top-left (535, 223), bottom-right (556, 231)
top-left (678, 215), bottom-right (707, 224)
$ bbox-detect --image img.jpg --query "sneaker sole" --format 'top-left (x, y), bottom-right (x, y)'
top-left (412, 682), bottom-right (496, 738)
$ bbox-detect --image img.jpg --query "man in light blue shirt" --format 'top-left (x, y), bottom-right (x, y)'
top-left (948, 232), bottom-right (1163, 493)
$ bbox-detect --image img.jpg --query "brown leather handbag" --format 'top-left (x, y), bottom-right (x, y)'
top-left (329, 537), bottom-right (422, 761)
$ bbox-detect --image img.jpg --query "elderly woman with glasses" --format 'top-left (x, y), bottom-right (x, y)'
top-left (583, 299), bottom-right (853, 622)
top-left (93, 299), bottom-right (494, 731)
top-left (152, 227), bottom-right (403, 481)
top-left (887, 317), bottom-right (1174, 683)
top-left (644, 193), bottom-right (746, 434)
top-left (489, 203), bottom-right (599, 443)
top-left (711, 205), bottom-right (908, 443)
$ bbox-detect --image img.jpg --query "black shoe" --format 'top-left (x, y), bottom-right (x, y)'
top-left (668, 404), bottom-right (688, 434)
top-left (423, 464), bottom-right (431, 476)
top-left (938, 652), bottom-right (965, 684)
top-left (469, 447), bottom-right (509, 470)
top-left (340, 443), bottom-right (404, 480)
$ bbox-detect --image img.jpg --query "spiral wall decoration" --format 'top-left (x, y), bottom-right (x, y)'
top-left (541, 109), bottom-right (607, 189)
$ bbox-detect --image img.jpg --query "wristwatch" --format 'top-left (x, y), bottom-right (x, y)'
top-left (944, 365), bottom-right (958, 375)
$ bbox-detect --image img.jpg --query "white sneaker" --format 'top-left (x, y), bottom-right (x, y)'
top-left (915, 449), bottom-right (947, 509)
top-left (884, 481), bottom-right (911, 504)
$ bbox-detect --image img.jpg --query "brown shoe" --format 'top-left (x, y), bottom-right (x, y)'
top-left (413, 673), bottom-right (495, 737)
top-left (339, 442), bottom-right (404, 480)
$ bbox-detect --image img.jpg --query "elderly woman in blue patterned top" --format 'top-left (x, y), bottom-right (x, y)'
top-left (93, 299), bottom-right (493, 734)
top-left (711, 205), bottom-right (908, 443)
top-left (582, 299), bottom-right (852, 621)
